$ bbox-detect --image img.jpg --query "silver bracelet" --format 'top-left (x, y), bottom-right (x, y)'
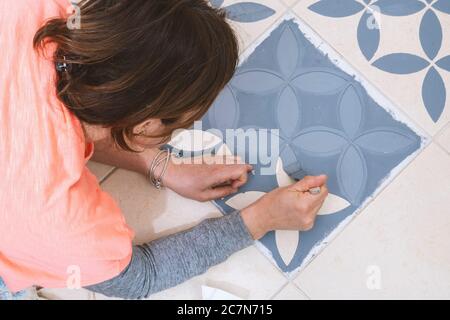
top-left (148, 150), bottom-right (171, 189)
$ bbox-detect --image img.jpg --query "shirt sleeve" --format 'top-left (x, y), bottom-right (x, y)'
top-left (86, 211), bottom-right (253, 299)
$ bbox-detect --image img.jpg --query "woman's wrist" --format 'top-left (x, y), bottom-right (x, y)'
top-left (240, 203), bottom-right (271, 240)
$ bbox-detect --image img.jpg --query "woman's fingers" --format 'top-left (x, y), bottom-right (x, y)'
top-left (292, 175), bottom-right (328, 193)
top-left (204, 185), bottom-right (238, 201)
top-left (209, 164), bottom-right (253, 188)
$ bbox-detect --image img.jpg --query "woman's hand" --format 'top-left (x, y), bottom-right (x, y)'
top-left (164, 156), bottom-right (253, 202)
top-left (241, 175), bottom-right (329, 240)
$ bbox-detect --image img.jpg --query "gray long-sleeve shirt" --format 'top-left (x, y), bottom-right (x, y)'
top-left (87, 211), bottom-right (253, 299)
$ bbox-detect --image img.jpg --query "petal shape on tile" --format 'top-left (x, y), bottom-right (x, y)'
top-left (225, 191), bottom-right (266, 210)
top-left (420, 10), bottom-right (442, 60)
top-left (208, 85), bottom-right (239, 130)
top-left (232, 70), bottom-right (283, 93)
top-left (292, 71), bottom-right (348, 94)
top-left (293, 128), bottom-right (348, 156)
top-left (209, 0), bottom-right (224, 8)
top-left (215, 143), bottom-right (233, 157)
top-left (372, 53), bottom-right (429, 74)
top-left (276, 157), bottom-right (297, 187)
top-left (337, 145), bottom-right (367, 204)
top-left (277, 26), bottom-right (300, 78)
top-left (339, 85), bottom-right (363, 138)
top-left (355, 129), bottom-right (416, 154)
top-left (357, 9), bottom-right (380, 61)
top-left (436, 55), bottom-right (450, 72)
top-left (433, 0), bottom-right (450, 14)
top-left (318, 193), bottom-right (351, 215)
top-left (308, 0), bottom-right (364, 18)
top-left (169, 129), bottom-right (223, 152)
top-left (422, 67), bottom-right (446, 123)
top-left (225, 2), bottom-right (276, 23)
top-left (275, 230), bottom-right (300, 267)
top-left (373, 0), bottom-right (426, 16)
top-left (277, 86), bottom-right (300, 137)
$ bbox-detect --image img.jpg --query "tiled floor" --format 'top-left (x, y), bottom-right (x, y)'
top-left (42, 0), bottom-right (450, 300)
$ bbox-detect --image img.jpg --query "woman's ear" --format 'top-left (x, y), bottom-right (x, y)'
top-left (133, 118), bottom-right (164, 136)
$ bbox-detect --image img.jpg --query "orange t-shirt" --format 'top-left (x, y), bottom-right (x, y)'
top-left (0, 0), bottom-right (134, 292)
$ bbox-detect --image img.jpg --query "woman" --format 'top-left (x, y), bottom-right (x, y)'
top-left (0, 0), bottom-right (328, 299)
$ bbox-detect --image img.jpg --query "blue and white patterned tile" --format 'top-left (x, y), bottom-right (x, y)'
top-left (294, 143), bottom-right (450, 299)
top-left (293, 0), bottom-right (450, 135)
top-left (172, 15), bottom-right (427, 275)
top-left (211, 0), bottom-right (288, 52)
top-left (280, 0), bottom-right (302, 8)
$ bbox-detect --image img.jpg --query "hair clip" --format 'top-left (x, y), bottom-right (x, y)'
top-left (56, 55), bottom-right (71, 73)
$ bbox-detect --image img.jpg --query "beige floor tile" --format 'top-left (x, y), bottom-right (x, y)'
top-left (436, 122), bottom-right (450, 154)
top-left (86, 161), bottom-right (115, 183)
top-left (292, 1), bottom-right (450, 136)
top-left (293, 143), bottom-right (450, 299)
top-left (101, 169), bottom-right (220, 244)
top-left (37, 288), bottom-right (95, 300)
top-left (149, 246), bottom-right (287, 300)
top-left (272, 283), bottom-right (308, 300)
top-left (280, 0), bottom-right (300, 8)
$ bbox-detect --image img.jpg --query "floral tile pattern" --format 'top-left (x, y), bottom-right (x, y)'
top-left (209, 0), bottom-right (288, 53)
top-left (188, 17), bottom-right (425, 273)
top-left (308, 0), bottom-right (450, 123)
top-left (210, 0), bottom-right (276, 22)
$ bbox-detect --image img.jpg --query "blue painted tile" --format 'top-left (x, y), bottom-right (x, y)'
top-left (196, 19), bottom-right (424, 273)
top-left (210, 1), bottom-right (276, 22)
top-left (308, 0), bottom-right (450, 123)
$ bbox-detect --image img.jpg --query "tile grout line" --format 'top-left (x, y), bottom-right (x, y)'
top-left (433, 139), bottom-right (450, 157)
top-left (268, 281), bottom-right (290, 300)
top-left (288, 141), bottom-right (433, 283)
top-left (99, 167), bottom-right (118, 185)
top-left (288, 7), bottom-right (432, 139)
top-left (234, 4), bottom-right (291, 60)
top-left (432, 121), bottom-right (450, 155)
top-left (279, 0), bottom-right (301, 10)
top-left (290, 281), bottom-right (312, 300)
top-left (229, 6), bottom-right (437, 287)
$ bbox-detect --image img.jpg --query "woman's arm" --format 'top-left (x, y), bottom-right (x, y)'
top-left (86, 211), bottom-right (253, 299)
top-left (87, 175), bottom-right (329, 299)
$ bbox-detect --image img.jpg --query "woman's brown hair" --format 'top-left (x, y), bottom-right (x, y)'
top-left (34, 0), bottom-right (239, 151)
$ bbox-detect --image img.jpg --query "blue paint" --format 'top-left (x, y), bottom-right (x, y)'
top-left (357, 10), bottom-right (381, 60)
top-left (197, 20), bottom-right (422, 272)
top-left (433, 0), bottom-right (450, 14)
top-left (226, 2), bottom-right (275, 23)
top-left (372, 0), bottom-right (425, 16)
top-left (308, 0), bottom-right (365, 18)
top-left (372, 53), bottom-right (429, 74)
top-left (422, 67), bottom-right (446, 122)
top-left (437, 56), bottom-right (450, 72)
top-left (309, 0), bottom-right (449, 122)
top-left (209, 0), bottom-right (224, 8)
top-left (420, 10), bottom-right (442, 60)
top-left (210, 1), bottom-right (275, 23)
